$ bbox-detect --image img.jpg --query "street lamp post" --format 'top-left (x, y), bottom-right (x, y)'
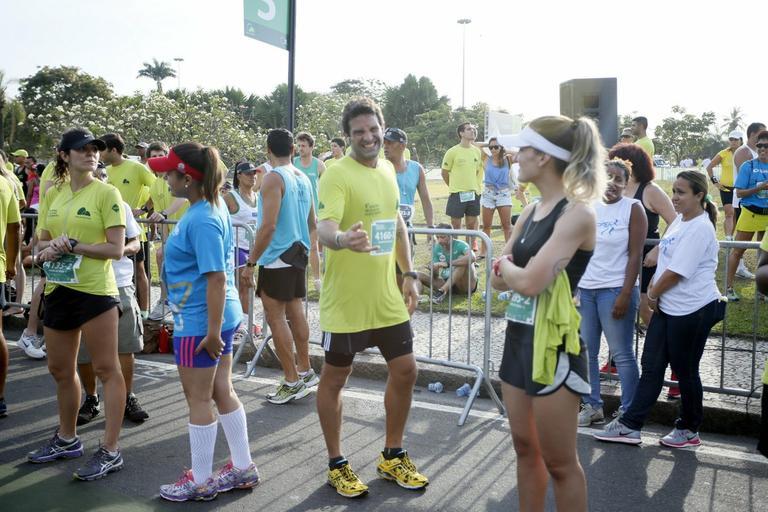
top-left (173, 57), bottom-right (184, 89)
top-left (457, 18), bottom-right (471, 109)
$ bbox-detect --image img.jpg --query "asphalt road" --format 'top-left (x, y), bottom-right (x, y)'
top-left (1, 331), bottom-right (767, 511)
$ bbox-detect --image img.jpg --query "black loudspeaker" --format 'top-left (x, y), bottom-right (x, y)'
top-left (559, 78), bottom-right (618, 148)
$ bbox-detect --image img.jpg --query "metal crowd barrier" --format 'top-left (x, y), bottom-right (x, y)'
top-left (13, 212), bottom-right (766, 418)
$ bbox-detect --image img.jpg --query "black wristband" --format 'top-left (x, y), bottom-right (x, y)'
top-left (68, 238), bottom-right (79, 251)
top-left (402, 271), bottom-right (418, 280)
top-left (246, 261), bottom-right (256, 268)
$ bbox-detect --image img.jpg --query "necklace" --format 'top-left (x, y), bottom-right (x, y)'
top-left (519, 204), bottom-right (538, 245)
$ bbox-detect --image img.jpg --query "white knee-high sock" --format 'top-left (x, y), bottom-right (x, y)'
top-left (218, 406), bottom-right (253, 469)
top-left (189, 421), bottom-right (217, 483)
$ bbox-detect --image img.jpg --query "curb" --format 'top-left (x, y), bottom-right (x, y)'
top-left (237, 341), bottom-right (762, 438)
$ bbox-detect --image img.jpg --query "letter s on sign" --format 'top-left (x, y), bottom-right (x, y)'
top-left (258, 0), bottom-right (276, 20)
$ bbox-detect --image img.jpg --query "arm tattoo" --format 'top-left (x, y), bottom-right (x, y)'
top-left (552, 257), bottom-right (570, 277)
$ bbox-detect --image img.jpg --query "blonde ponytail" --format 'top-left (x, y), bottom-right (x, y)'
top-left (562, 117), bottom-right (606, 203)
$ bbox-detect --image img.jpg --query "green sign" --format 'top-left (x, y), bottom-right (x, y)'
top-left (244, 0), bottom-right (290, 50)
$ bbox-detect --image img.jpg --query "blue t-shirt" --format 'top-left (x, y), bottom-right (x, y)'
top-left (484, 159), bottom-right (510, 189)
top-left (162, 200), bottom-right (242, 337)
top-left (734, 159), bottom-right (768, 209)
top-left (293, 156), bottom-right (319, 208)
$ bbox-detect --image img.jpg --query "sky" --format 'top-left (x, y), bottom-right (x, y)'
top-left (1, 0), bottom-right (764, 137)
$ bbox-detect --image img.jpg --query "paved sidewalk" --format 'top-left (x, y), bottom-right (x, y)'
top-left (1, 343), bottom-right (767, 511)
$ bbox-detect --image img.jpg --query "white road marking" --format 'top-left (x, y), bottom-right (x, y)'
top-left (135, 359), bottom-right (768, 466)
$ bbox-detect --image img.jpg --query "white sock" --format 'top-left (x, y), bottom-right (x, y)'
top-left (218, 406), bottom-right (253, 470)
top-left (188, 421), bottom-right (217, 483)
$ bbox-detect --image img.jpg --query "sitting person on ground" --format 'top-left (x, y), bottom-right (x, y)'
top-left (418, 223), bottom-right (477, 304)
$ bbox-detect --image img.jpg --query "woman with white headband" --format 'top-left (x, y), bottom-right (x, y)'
top-left (491, 116), bottom-right (605, 511)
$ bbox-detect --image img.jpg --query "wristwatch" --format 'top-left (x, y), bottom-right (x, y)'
top-left (68, 238), bottom-right (79, 251)
top-left (710, 175), bottom-right (719, 184)
top-left (402, 271), bottom-right (418, 280)
top-left (246, 261), bottom-right (256, 268)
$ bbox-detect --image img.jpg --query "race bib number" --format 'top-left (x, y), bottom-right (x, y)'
top-left (399, 203), bottom-right (414, 222)
top-left (459, 191), bottom-right (475, 203)
top-left (371, 219), bottom-right (396, 256)
top-left (505, 291), bottom-right (537, 325)
top-left (43, 254), bottom-right (83, 285)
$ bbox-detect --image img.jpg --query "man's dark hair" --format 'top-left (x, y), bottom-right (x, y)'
top-left (747, 122), bottom-right (766, 138)
top-left (267, 128), bottom-right (294, 158)
top-left (341, 97), bottom-right (384, 136)
top-left (456, 122), bottom-right (473, 138)
top-left (147, 141), bottom-right (169, 155)
top-left (100, 133), bottom-right (125, 154)
top-left (436, 222), bottom-right (452, 230)
top-left (296, 132), bottom-right (315, 147)
top-left (632, 116), bottom-right (649, 130)
top-left (331, 137), bottom-right (346, 148)
top-left (26, 156), bottom-right (37, 164)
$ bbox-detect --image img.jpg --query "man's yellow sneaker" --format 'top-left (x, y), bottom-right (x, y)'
top-left (376, 452), bottom-right (429, 490)
top-left (327, 463), bottom-right (369, 498)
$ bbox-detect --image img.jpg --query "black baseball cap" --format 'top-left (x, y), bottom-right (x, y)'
top-left (383, 127), bottom-right (407, 144)
top-left (235, 161), bottom-right (259, 173)
top-left (57, 128), bottom-right (106, 152)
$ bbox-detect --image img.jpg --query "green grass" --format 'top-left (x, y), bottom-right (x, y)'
top-left (149, 177), bottom-right (766, 339)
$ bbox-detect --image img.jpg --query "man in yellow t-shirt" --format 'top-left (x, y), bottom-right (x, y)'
top-left (0, 174), bottom-right (21, 416)
top-left (631, 116), bottom-right (655, 157)
top-left (100, 133), bottom-right (156, 318)
top-left (442, 122), bottom-right (483, 250)
top-left (316, 97), bottom-right (428, 498)
top-left (706, 131), bottom-right (743, 237)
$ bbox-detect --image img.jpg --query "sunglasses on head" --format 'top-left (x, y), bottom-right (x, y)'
top-left (757, 143), bottom-right (768, 149)
top-left (489, 145), bottom-right (500, 150)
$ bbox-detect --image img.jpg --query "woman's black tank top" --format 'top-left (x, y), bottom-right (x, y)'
top-left (634, 181), bottom-right (660, 239)
top-left (511, 198), bottom-right (593, 294)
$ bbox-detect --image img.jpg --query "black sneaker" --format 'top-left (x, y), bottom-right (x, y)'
top-left (73, 447), bottom-right (124, 481)
top-left (125, 393), bottom-right (149, 423)
top-left (28, 431), bottom-right (84, 463)
top-left (0, 397), bottom-right (6, 418)
top-left (77, 395), bottom-right (101, 426)
top-left (431, 290), bottom-right (446, 304)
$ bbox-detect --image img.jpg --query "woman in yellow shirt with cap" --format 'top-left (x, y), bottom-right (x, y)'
top-left (27, 128), bottom-right (127, 483)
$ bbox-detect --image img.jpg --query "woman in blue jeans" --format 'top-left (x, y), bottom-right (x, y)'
top-left (594, 170), bottom-right (725, 448)
top-left (577, 159), bottom-right (647, 426)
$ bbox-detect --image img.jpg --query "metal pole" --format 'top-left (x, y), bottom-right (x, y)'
top-left (457, 19), bottom-right (471, 109)
top-left (287, 0), bottom-right (297, 131)
top-left (174, 57), bottom-right (184, 90)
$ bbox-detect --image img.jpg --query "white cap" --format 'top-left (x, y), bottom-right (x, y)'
top-left (501, 126), bottom-right (572, 161)
top-left (728, 130), bottom-right (743, 139)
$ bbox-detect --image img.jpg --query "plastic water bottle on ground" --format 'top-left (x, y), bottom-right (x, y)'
top-left (456, 383), bottom-right (471, 397)
top-left (428, 382), bottom-right (444, 393)
top-left (497, 291), bottom-right (513, 301)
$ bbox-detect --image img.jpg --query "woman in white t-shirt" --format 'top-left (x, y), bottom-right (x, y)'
top-left (595, 170), bottom-right (725, 448)
top-left (577, 159), bottom-right (647, 427)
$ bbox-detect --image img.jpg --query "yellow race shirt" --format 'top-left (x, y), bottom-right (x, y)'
top-left (636, 136), bottom-right (655, 158)
top-left (441, 144), bottom-right (483, 194)
top-left (717, 148), bottom-right (735, 187)
top-left (106, 159), bottom-right (156, 208)
top-left (39, 161), bottom-right (62, 198)
top-left (38, 180), bottom-right (125, 296)
top-left (0, 177), bottom-right (21, 283)
top-left (317, 156), bottom-right (410, 332)
top-left (325, 157), bottom-right (343, 169)
top-left (149, 177), bottom-right (189, 222)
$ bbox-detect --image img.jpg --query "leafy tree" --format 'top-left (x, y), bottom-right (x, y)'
top-left (654, 106), bottom-right (717, 163)
top-left (330, 78), bottom-right (387, 104)
top-left (382, 74), bottom-right (448, 129)
top-left (137, 58), bottom-right (176, 93)
top-left (295, 92), bottom-right (347, 152)
top-left (720, 106), bottom-right (743, 135)
top-left (16, 66), bottom-right (113, 151)
top-left (406, 102), bottom-right (487, 168)
top-left (250, 83), bottom-right (315, 130)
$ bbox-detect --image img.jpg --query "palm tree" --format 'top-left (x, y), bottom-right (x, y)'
top-left (721, 107), bottom-right (743, 135)
top-left (137, 58), bottom-right (176, 93)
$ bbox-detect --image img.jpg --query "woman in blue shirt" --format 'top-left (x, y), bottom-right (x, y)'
top-left (480, 137), bottom-right (515, 254)
top-left (148, 143), bottom-right (258, 502)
